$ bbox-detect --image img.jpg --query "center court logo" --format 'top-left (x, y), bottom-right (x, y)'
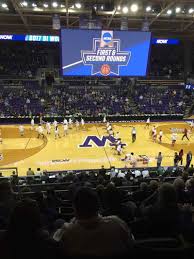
top-left (79, 135), bottom-right (126, 148)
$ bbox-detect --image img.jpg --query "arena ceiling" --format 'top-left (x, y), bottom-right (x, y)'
top-left (0, 0), bottom-right (194, 39)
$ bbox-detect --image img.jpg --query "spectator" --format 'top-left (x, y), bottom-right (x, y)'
top-left (53, 187), bottom-right (133, 256)
top-left (173, 178), bottom-right (187, 204)
top-left (26, 168), bottom-right (34, 176)
top-left (179, 149), bottom-right (184, 165)
top-left (143, 183), bottom-right (180, 238)
top-left (156, 152), bottom-right (163, 168)
top-left (174, 152), bottom-right (179, 167)
top-left (186, 151), bottom-right (192, 169)
top-left (0, 199), bottom-right (62, 259)
top-left (0, 181), bottom-right (16, 229)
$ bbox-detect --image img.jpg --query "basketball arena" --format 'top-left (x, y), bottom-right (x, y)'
top-left (1, 1), bottom-right (194, 257)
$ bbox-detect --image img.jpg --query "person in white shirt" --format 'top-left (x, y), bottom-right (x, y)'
top-left (115, 132), bottom-right (120, 140)
top-left (46, 122), bottom-right (51, 134)
top-left (107, 124), bottom-right (112, 133)
top-left (145, 117), bottom-right (150, 128)
top-left (76, 120), bottom-right (79, 131)
top-left (131, 127), bottom-right (136, 143)
top-left (171, 132), bottom-right (177, 147)
top-left (151, 126), bottom-right (156, 137)
top-left (69, 118), bottom-right (73, 129)
top-left (116, 144), bottom-right (122, 155)
top-left (153, 128), bottom-right (157, 143)
top-left (37, 125), bottom-right (44, 139)
top-left (19, 125), bottom-right (24, 136)
top-left (159, 130), bottom-right (163, 143)
top-left (53, 119), bottom-right (58, 128)
top-left (63, 118), bottom-right (68, 125)
top-left (31, 117), bottom-right (35, 130)
top-left (54, 125), bottom-right (60, 139)
top-left (63, 122), bottom-right (68, 136)
top-left (103, 115), bottom-right (106, 123)
top-left (130, 153), bottom-right (137, 168)
top-left (81, 118), bottom-right (85, 129)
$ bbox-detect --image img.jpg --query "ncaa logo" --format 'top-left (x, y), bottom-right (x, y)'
top-left (103, 32), bottom-right (112, 43)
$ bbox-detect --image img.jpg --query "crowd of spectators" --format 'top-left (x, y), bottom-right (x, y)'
top-left (133, 86), bottom-right (190, 115)
top-left (0, 41), bottom-right (59, 79)
top-left (1, 165), bottom-right (194, 257)
top-left (0, 83), bottom-right (191, 117)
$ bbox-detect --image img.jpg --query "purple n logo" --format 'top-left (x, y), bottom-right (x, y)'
top-left (79, 135), bottom-right (126, 148)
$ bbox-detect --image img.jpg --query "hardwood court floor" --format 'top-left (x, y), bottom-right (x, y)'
top-left (0, 121), bottom-right (193, 176)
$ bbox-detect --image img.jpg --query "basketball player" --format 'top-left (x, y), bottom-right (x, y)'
top-left (116, 144), bottom-right (122, 156)
top-left (81, 118), bottom-right (85, 130)
top-left (151, 126), bottom-right (156, 136)
top-left (145, 117), bottom-right (150, 128)
top-left (115, 132), bottom-right (120, 141)
top-left (103, 115), bottom-right (107, 123)
top-left (0, 153), bottom-right (3, 161)
top-left (190, 120), bottom-right (194, 131)
top-left (75, 120), bottom-right (79, 131)
top-left (63, 121), bottom-right (68, 136)
top-left (19, 125), bottom-right (24, 137)
top-left (39, 113), bottom-right (44, 125)
top-left (108, 129), bottom-right (114, 137)
top-left (171, 132), bottom-right (177, 147)
top-left (53, 119), bottom-right (58, 128)
top-left (122, 153), bottom-right (132, 162)
top-left (54, 125), bottom-right (60, 139)
top-left (131, 127), bottom-right (136, 143)
top-left (0, 129), bottom-right (2, 144)
top-left (182, 128), bottom-right (189, 141)
top-left (159, 130), bottom-right (163, 143)
top-left (31, 117), bottom-right (35, 130)
top-left (63, 118), bottom-right (68, 125)
top-left (106, 121), bottom-right (110, 128)
top-left (107, 124), bottom-right (112, 133)
top-left (37, 124), bottom-right (44, 139)
top-left (46, 121), bottom-right (51, 134)
top-left (153, 128), bottom-right (157, 143)
top-left (69, 117), bottom-right (73, 129)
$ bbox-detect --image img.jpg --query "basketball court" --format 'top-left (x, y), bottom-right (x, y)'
top-left (0, 121), bottom-right (193, 176)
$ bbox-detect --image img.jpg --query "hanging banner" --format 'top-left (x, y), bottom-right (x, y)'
top-left (120, 17), bottom-right (128, 31)
top-left (52, 14), bottom-right (61, 30)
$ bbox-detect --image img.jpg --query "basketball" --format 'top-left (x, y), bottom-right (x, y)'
top-left (101, 64), bottom-right (110, 75)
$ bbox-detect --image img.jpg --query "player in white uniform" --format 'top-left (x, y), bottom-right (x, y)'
top-left (54, 125), bottom-right (60, 139)
top-left (31, 117), bottom-right (35, 130)
top-left (63, 118), bottom-right (68, 125)
top-left (46, 122), bottom-right (51, 134)
top-left (171, 132), bottom-right (177, 147)
top-left (190, 120), bottom-right (194, 131)
top-left (103, 115), bottom-right (107, 123)
top-left (69, 118), bottom-right (73, 128)
top-left (115, 132), bottom-right (120, 140)
top-left (37, 125), bottom-right (44, 139)
top-left (153, 128), bottom-right (157, 142)
top-left (145, 117), bottom-right (150, 128)
top-left (117, 144), bottom-right (122, 155)
top-left (19, 125), bottom-right (24, 136)
top-left (0, 129), bottom-right (2, 144)
top-left (63, 122), bottom-right (68, 136)
top-left (75, 120), bottom-right (79, 131)
top-left (81, 118), bottom-right (85, 129)
top-left (53, 120), bottom-right (58, 128)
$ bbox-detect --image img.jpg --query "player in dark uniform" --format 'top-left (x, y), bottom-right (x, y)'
top-left (182, 128), bottom-right (189, 141)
